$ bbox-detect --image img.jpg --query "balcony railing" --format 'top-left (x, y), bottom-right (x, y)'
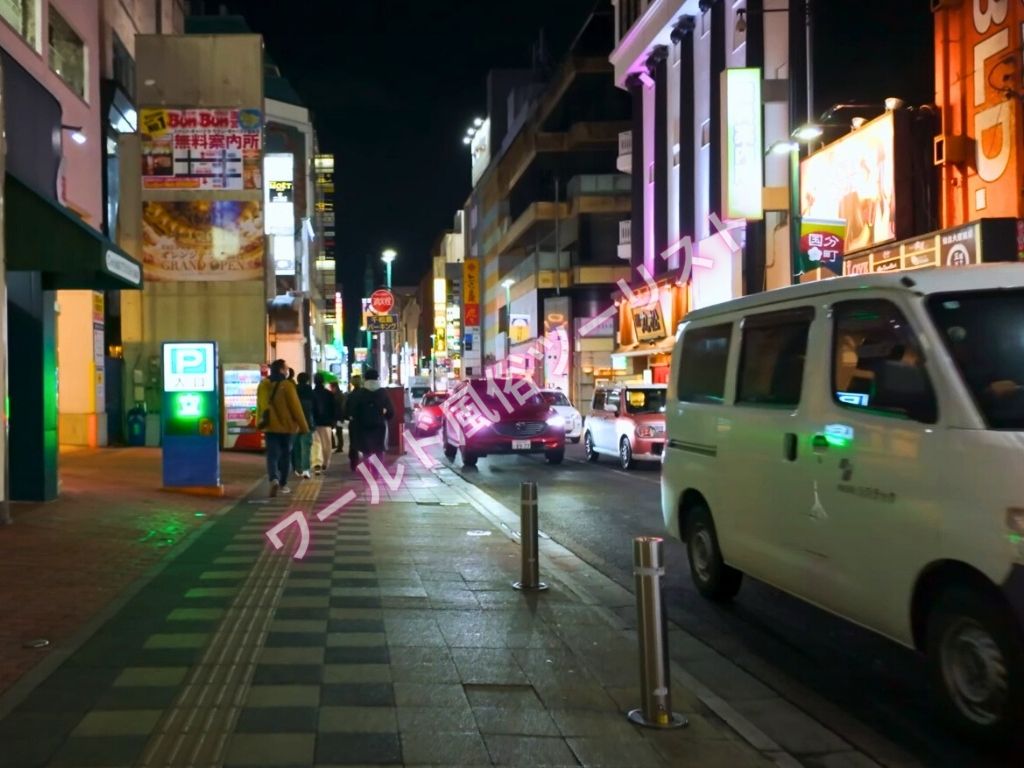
top-left (617, 130), bottom-right (632, 173)
top-left (567, 174), bottom-right (631, 198)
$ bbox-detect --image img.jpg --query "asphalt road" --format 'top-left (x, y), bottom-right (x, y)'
top-left (442, 441), bottom-right (1015, 768)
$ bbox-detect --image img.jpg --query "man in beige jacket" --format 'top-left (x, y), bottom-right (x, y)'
top-left (256, 359), bottom-right (310, 496)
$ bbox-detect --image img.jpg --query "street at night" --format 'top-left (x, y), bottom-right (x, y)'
top-left (2, 0), bottom-right (1024, 766)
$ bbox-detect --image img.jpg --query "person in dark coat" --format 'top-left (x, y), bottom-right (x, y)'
top-left (291, 372), bottom-right (315, 478)
top-left (329, 382), bottom-right (346, 454)
top-left (344, 368), bottom-right (392, 469)
top-left (311, 373), bottom-right (339, 473)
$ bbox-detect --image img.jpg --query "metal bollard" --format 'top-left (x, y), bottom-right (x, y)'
top-left (627, 536), bottom-right (686, 729)
top-left (512, 481), bottom-right (548, 591)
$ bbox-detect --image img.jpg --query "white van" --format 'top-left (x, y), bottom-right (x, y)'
top-left (661, 265), bottom-right (1024, 740)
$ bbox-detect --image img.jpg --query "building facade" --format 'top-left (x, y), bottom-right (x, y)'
top-left (463, 5), bottom-right (633, 407)
top-left (609, 0), bottom-right (797, 382)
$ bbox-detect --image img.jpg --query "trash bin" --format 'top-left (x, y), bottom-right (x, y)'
top-left (127, 405), bottom-right (147, 446)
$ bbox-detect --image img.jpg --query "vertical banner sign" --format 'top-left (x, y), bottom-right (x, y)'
top-left (798, 219), bottom-right (847, 275)
top-left (462, 258), bottom-right (480, 326)
top-left (721, 68), bottom-right (764, 220)
top-left (161, 342), bottom-right (220, 489)
top-left (92, 292), bottom-right (106, 414)
top-left (964, 1), bottom-right (1020, 219)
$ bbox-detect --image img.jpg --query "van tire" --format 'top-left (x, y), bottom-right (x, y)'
top-left (443, 439), bottom-right (457, 461)
top-left (926, 586), bottom-right (1024, 743)
top-left (584, 432), bottom-right (599, 462)
top-left (461, 449), bottom-right (478, 468)
top-left (685, 505), bottom-right (742, 602)
top-left (619, 437), bottom-right (633, 470)
top-left (546, 448), bottom-right (564, 465)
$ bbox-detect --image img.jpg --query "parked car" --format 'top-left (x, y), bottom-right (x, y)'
top-left (412, 391), bottom-right (448, 436)
top-left (442, 377), bottom-right (566, 467)
top-left (661, 265), bottom-right (1024, 742)
top-left (583, 384), bottom-right (666, 469)
top-left (541, 389), bottom-right (583, 443)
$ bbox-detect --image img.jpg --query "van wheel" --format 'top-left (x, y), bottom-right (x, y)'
top-left (461, 449), bottom-right (478, 468)
top-left (443, 439), bottom-right (457, 461)
top-left (619, 437), bottom-right (633, 470)
top-left (545, 448), bottom-right (564, 465)
top-left (685, 505), bottom-right (742, 602)
top-left (584, 432), bottom-right (599, 462)
top-left (926, 587), bottom-right (1024, 743)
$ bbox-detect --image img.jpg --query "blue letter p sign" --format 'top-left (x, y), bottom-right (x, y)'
top-left (163, 342), bottom-right (216, 392)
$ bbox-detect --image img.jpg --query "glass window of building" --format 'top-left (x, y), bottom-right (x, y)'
top-left (48, 6), bottom-right (86, 100)
top-left (1, 0), bottom-right (39, 49)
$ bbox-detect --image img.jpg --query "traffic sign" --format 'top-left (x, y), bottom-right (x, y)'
top-left (366, 314), bottom-right (398, 332)
top-left (370, 289), bottom-right (395, 314)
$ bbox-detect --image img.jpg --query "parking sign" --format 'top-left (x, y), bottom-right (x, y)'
top-left (163, 342), bottom-right (216, 392)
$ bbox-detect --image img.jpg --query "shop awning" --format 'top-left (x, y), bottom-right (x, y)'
top-left (4, 173), bottom-right (143, 290)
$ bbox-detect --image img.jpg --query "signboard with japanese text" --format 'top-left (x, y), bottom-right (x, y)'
top-left (721, 68), bottom-right (763, 220)
top-left (141, 201), bottom-right (264, 281)
top-left (366, 314), bottom-right (398, 332)
top-left (140, 108), bottom-right (263, 190)
top-left (798, 219), bottom-right (846, 275)
top-left (631, 303), bottom-right (666, 343)
top-left (463, 258), bottom-right (480, 328)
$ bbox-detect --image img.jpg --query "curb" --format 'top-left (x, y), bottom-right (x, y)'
top-left (432, 463), bottom-right (806, 768)
top-left (0, 475), bottom-right (265, 722)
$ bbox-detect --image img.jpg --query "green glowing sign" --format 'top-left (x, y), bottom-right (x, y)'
top-left (176, 393), bottom-right (202, 417)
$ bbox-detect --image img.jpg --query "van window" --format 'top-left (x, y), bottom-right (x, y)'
top-left (832, 300), bottom-right (937, 423)
top-left (928, 289), bottom-right (1024, 429)
top-left (737, 309), bottom-right (813, 407)
top-left (606, 390), bottom-right (621, 412)
top-left (677, 323), bottom-right (732, 403)
top-left (592, 390), bottom-right (605, 411)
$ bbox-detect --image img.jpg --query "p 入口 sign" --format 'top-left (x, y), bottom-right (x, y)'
top-left (163, 342), bottom-right (216, 392)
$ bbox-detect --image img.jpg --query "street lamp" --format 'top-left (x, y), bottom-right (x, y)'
top-left (501, 278), bottom-right (515, 360)
top-left (381, 248), bottom-right (397, 288)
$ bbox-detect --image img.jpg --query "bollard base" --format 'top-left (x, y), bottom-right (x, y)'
top-left (512, 581), bottom-right (549, 592)
top-left (627, 709), bottom-right (687, 729)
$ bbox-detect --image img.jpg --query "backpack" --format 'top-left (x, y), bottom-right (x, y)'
top-left (354, 389), bottom-right (387, 429)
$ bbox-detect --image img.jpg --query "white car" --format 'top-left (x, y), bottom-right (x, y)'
top-left (662, 264), bottom-right (1024, 742)
top-left (541, 389), bottom-right (583, 443)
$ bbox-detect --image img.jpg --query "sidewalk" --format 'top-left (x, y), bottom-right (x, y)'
top-left (0, 447), bottom-right (266, 699)
top-left (0, 450), bottom-right (775, 767)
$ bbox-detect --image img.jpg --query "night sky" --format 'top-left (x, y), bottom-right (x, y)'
top-left (218, 0), bottom-right (934, 342)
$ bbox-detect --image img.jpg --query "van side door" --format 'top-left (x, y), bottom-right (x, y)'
top-left (716, 307), bottom-right (817, 593)
top-left (807, 296), bottom-right (942, 641)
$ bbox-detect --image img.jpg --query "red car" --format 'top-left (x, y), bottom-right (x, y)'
top-left (412, 391), bottom-right (449, 436)
top-left (442, 378), bottom-right (566, 467)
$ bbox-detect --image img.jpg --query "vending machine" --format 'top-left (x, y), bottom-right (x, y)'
top-left (222, 363), bottom-right (264, 451)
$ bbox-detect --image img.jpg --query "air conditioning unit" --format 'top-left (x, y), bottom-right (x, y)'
top-left (930, 0), bottom-right (963, 11)
top-left (934, 134), bottom-right (972, 167)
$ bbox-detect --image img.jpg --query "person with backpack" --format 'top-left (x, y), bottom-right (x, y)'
top-left (256, 359), bottom-right (310, 496)
top-left (344, 368), bottom-right (393, 468)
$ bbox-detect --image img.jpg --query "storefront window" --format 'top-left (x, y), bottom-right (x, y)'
top-left (1, 0), bottom-right (38, 48)
top-left (48, 6), bottom-right (86, 100)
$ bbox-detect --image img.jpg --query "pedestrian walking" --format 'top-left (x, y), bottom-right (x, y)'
top-left (330, 382), bottom-right (346, 454)
top-left (345, 375), bottom-right (363, 470)
top-left (256, 359), bottom-right (309, 496)
top-left (312, 373), bottom-right (339, 474)
top-left (345, 368), bottom-right (393, 468)
top-left (291, 372), bottom-right (315, 478)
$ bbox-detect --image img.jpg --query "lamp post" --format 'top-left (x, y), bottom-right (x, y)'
top-left (381, 249), bottom-right (397, 383)
top-left (502, 278), bottom-right (515, 361)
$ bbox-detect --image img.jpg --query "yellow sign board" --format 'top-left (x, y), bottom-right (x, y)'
top-left (463, 259), bottom-right (480, 305)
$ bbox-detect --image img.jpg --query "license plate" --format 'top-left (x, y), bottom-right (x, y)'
top-left (512, 440), bottom-right (531, 451)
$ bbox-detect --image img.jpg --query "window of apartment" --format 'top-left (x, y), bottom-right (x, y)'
top-left (1, 0), bottom-right (39, 49)
top-left (49, 6), bottom-right (87, 100)
top-left (677, 323), bottom-right (732, 404)
top-left (736, 309), bottom-right (813, 407)
top-left (112, 33), bottom-right (135, 97)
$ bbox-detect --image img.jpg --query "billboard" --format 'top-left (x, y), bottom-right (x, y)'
top-left (141, 201), bottom-right (264, 281)
top-left (140, 108), bottom-right (262, 190)
top-left (462, 258), bottom-right (480, 326)
top-left (801, 113), bottom-right (897, 252)
top-left (721, 68), bottom-right (763, 220)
